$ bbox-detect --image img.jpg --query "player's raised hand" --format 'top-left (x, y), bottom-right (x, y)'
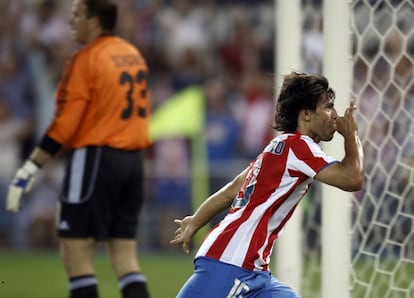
top-left (335, 101), bottom-right (358, 137)
top-left (170, 216), bottom-right (195, 254)
top-left (6, 160), bottom-right (39, 212)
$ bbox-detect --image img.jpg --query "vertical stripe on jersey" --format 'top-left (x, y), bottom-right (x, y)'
top-left (247, 179), bottom-right (310, 271)
top-left (290, 135), bottom-right (332, 173)
top-left (205, 147), bottom-right (289, 267)
top-left (68, 148), bottom-right (86, 203)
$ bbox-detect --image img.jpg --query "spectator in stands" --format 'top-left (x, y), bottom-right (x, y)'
top-left (204, 77), bottom-right (242, 224)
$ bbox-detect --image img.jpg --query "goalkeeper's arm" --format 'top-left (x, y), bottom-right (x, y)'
top-left (6, 134), bottom-right (62, 212)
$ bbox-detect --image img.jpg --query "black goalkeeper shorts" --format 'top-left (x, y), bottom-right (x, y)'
top-left (57, 146), bottom-right (145, 240)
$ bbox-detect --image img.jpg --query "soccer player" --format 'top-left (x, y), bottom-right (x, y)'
top-left (6, 1), bottom-right (151, 298)
top-left (171, 72), bottom-right (365, 297)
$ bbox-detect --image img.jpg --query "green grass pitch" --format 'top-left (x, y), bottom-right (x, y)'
top-left (0, 250), bottom-right (193, 298)
top-left (3, 250), bottom-right (413, 298)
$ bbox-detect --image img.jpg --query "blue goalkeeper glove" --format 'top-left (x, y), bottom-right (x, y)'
top-left (6, 160), bottom-right (40, 212)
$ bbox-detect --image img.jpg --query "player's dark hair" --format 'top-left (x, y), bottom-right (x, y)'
top-left (274, 72), bottom-right (335, 132)
top-left (84, 0), bottom-right (117, 31)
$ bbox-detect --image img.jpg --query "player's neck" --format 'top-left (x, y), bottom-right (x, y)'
top-left (87, 27), bottom-right (108, 44)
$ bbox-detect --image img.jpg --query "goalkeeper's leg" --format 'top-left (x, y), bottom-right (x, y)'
top-left (108, 239), bottom-right (149, 298)
top-left (60, 238), bottom-right (99, 298)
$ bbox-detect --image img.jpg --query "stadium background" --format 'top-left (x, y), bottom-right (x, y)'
top-left (0, 0), bottom-right (413, 297)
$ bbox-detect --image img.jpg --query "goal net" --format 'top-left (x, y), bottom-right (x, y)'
top-left (298, 1), bottom-right (414, 297)
top-left (350, 1), bottom-right (414, 297)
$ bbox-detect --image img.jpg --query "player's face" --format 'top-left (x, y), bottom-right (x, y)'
top-left (69, 0), bottom-right (90, 44)
top-left (308, 96), bottom-right (338, 143)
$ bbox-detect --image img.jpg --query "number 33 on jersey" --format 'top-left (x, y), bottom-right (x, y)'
top-left (48, 35), bottom-right (151, 151)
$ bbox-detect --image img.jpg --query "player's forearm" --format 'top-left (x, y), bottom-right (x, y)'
top-left (190, 186), bottom-right (236, 231)
top-left (190, 168), bottom-right (248, 232)
top-left (342, 131), bottom-right (365, 189)
top-left (29, 147), bottom-right (54, 168)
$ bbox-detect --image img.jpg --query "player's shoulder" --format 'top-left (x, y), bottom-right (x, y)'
top-left (285, 132), bottom-right (315, 143)
top-left (82, 36), bottom-right (138, 63)
top-left (279, 132), bottom-right (322, 154)
top-left (81, 35), bottom-right (126, 52)
top-left (277, 132), bottom-right (311, 144)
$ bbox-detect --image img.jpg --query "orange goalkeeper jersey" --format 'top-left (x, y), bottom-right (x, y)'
top-left (47, 35), bottom-right (151, 150)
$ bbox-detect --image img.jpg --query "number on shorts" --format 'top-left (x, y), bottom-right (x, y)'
top-left (227, 278), bottom-right (250, 298)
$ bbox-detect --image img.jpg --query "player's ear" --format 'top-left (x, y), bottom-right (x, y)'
top-left (89, 16), bottom-right (100, 30)
top-left (300, 109), bottom-right (312, 121)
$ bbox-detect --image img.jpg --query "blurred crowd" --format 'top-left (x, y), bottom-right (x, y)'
top-left (0, 0), bottom-right (326, 251)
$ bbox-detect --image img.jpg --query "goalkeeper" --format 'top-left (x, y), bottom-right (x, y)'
top-left (6, 1), bottom-right (151, 298)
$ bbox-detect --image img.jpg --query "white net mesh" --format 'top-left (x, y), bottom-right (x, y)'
top-left (350, 0), bottom-right (414, 297)
top-left (299, 1), bottom-right (414, 297)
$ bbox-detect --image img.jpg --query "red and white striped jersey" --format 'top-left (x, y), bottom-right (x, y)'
top-left (196, 131), bottom-right (338, 271)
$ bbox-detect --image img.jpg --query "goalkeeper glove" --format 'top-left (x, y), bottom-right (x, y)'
top-left (6, 160), bottom-right (40, 212)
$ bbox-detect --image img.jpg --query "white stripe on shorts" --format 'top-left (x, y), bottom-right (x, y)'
top-left (68, 148), bottom-right (86, 203)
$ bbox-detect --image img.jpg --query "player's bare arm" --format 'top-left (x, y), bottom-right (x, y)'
top-left (171, 167), bottom-right (249, 253)
top-left (315, 101), bottom-right (365, 191)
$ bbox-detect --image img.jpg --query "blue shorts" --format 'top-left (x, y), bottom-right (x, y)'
top-left (177, 257), bottom-right (301, 298)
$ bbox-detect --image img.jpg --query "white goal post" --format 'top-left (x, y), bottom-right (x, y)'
top-left (274, 0), bottom-right (303, 294)
top-left (322, 0), bottom-right (352, 298)
top-left (274, 1), bottom-right (351, 297)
